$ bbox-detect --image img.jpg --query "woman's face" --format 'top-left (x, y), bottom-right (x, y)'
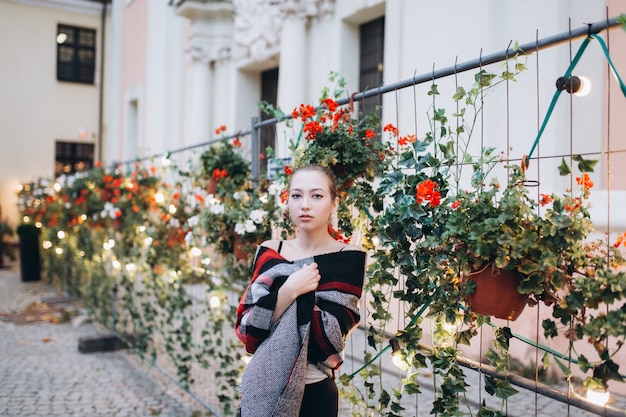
top-left (288, 170), bottom-right (337, 232)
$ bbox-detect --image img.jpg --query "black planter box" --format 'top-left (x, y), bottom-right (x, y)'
top-left (17, 224), bottom-right (41, 282)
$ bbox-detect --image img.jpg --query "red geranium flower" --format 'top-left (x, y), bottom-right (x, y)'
top-left (415, 179), bottom-right (441, 207)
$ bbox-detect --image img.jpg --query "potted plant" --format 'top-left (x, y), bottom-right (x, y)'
top-left (200, 132), bottom-right (250, 197)
top-left (367, 66), bottom-right (626, 415)
top-left (265, 71), bottom-right (395, 238)
top-left (201, 171), bottom-right (280, 260)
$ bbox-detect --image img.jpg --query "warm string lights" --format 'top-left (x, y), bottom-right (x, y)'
top-left (556, 75), bottom-right (592, 96)
top-left (389, 338), bottom-right (410, 371)
top-left (586, 387), bottom-right (610, 407)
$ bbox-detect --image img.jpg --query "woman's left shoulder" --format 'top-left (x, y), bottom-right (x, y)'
top-left (341, 244), bottom-right (363, 252)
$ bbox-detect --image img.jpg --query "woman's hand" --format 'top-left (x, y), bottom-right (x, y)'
top-left (272, 263), bottom-right (320, 323)
top-left (283, 262), bottom-right (320, 297)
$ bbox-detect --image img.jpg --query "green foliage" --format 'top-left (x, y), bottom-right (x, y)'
top-left (367, 52), bottom-right (626, 415)
top-left (200, 139), bottom-right (251, 196)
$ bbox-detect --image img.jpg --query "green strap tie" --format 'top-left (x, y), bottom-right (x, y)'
top-left (524, 34), bottom-right (626, 168)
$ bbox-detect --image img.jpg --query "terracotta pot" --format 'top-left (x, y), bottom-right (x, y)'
top-left (467, 266), bottom-right (528, 321)
top-left (207, 178), bottom-right (217, 195)
top-left (100, 189), bottom-right (113, 202)
top-left (340, 178), bottom-right (355, 191)
top-left (233, 235), bottom-right (249, 260)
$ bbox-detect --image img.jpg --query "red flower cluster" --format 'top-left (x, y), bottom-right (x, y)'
top-left (576, 173), bottom-right (594, 198)
top-left (383, 123), bottom-right (399, 137)
top-left (415, 179), bottom-right (441, 207)
top-left (539, 193), bottom-right (553, 207)
top-left (328, 225), bottom-right (351, 244)
top-left (292, 104), bottom-right (316, 120)
top-left (614, 231), bottom-right (626, 248)
top-left (212, 168), bottom-right (228, 181)
top-left (215, 125), bottom-right (227, 135)
top-left (577, 173), bottom-right (594, 189)
top-left (398, 134), bottom-right (417, 147)
top-left (303, 120), bottom-right (323, 140)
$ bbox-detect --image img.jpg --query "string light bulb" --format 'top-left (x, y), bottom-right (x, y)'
top-left (390, 338), bottom-right (410, 371)
top-left (586, 387), bottom-right (610, 406)
top-left (556, 75), bottom-right (591, 96)
top-left (161, 152), bottom-right (172, 167)
top-left (209, 295), bottom-right (221, 309)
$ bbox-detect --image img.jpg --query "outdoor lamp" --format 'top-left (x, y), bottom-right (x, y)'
top-left (556, 75), bottom-right (591, 96)
top-left (390, 338), bottom-right (409, 370)
top-left (586, 387), bottom-right (610, 406)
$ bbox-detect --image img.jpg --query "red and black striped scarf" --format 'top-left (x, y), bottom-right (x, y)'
top-left (236, 246), bottom-right (365, 417)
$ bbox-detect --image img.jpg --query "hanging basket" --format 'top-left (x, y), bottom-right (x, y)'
top-left (233, 234), bottom-right (251, 260)
top-left (207, 178), bottom-right (217, 195)
top-left (466, 265), bottom-right (528, 321)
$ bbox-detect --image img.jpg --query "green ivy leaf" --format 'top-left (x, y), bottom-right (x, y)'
top-left (553, 356), bottom-right (573, 377)
top-left (558, 157), bottom-right (571, 176)
top-left (573, 155), bottom-right (598, 172)
top-left (617, 13), bottom-right (626, 32)
top-left (494, 379), bottom-right (519, 399)
top-left (452, 86), bottom-right (466, 102)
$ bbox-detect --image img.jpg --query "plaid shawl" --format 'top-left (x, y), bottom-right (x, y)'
top-left (235, 246), bottom-right (365, 417)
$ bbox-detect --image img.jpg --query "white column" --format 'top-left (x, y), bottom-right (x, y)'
top-left (276, 3), bottom-right (308, 157)
top-left (176, 1), bottom-right (234, 146)
top-left (186, 54), bottom-right (212, 145)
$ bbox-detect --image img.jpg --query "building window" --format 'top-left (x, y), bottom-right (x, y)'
top-left (56, 24), bottom-right (96, 84)
top-left (359, 17), bottom-right (385, 120)
top-left (260, 67), bottom-right (279, 176)
top-left (55, 141), bottom-right (95, 177)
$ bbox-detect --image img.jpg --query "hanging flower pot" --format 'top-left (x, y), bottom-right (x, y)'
top-left (207, 178), bottom-right (217, 195)
top-left (233, 234), bottom-right (250, 260)
top-left (466, 265), bottom-right (528, 321)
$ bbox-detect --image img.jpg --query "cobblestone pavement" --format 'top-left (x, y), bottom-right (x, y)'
top-left (0, 263), bottom-right (209, 417)
top-left (2, 261), bottom-right (625, 417)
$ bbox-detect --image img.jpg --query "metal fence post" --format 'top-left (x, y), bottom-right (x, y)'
top-left (251, 116), bottom-right (260, 186)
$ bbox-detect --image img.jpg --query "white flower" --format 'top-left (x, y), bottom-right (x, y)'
top-left (101, 202), bottom-right (118, 219)
top-left (169, 218), bottom-right (180, 228)
top-left (244, 219), bottom-right (257, 233)
top-left (233, 191), bottom-right (249, 201)
top-left (234, 223), bottom-right (246, 235)
top-left (249, 209), bottom-right (267, 224)
top-left (184, 231), bottom-right (193, 245)
top-left (187, 215), bottom-right (199, 227)
top-left (210, 203), bottom-right (225, 215)
top-left (235, 220), bottom-right (257, 235)
top-left (268, 182), bottom-right (282, 196)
